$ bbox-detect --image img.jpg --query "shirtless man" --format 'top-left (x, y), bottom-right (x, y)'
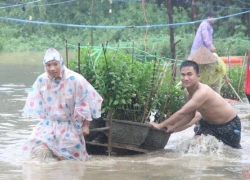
top-left (149, 60), bottom-right (241, 149)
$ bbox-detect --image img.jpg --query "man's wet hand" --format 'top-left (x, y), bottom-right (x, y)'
top-left (148, 122), bottom-right (162, 130)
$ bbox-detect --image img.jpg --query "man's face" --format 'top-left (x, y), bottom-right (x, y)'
top-left (45, 60), bottom-right (61, 79)
top-left (180, 66), bottom-right (199, 88)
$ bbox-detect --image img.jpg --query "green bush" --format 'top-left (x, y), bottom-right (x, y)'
top-left (68, 46), bottom-right (185, 123)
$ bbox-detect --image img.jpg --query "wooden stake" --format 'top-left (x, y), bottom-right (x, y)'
top-left (228, 82), bottom-right (243, 102)
top-left (107, 108), bottom-right (113, 156)
top-left (65, 39), bottom-right (68, 68)
top-left (78, 42), bottom-right (80, 73)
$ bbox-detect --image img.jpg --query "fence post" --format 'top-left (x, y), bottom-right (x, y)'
top-left (65, 39), bottom-right (68, 68)
top-left (78, 42), bottom-right (80, 73)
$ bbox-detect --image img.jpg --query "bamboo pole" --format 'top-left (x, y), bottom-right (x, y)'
top-left (142, 55), bottom-right (161, 122)
top-left (162, 59), bottom-right (177, 112)
top-left (65, 39), bottom-right (68, 68)
top-left (90, 0), bottom-right (94, 46)
top-left (89, 127), bottom-right (110, 132)
top-left (107, 108), bottom-right (113, 156)
top-left (228, 82), bottom-right (243, 102)
top-left (78, 42), bottom-right (80, 73)
top-left (142, 0), bottom-right (149, 53)
top-left (102, 42), bottom-right (109, 67)
top-left (145, 65), bottom-right (168, 120)
top-left (191, 0), bottom-right (197, 33)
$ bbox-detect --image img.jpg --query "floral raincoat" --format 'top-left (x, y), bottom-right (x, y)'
top-left (22, 48), bottom-right (103, 160)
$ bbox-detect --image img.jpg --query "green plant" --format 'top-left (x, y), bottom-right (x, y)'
top-left (68, 46), bottom-right (185, 123)
top-left (221, 65), bottom-right (246, 100)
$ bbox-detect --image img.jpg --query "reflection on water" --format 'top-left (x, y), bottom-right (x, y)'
top-left (0, 52), bottom-right (250, 179)
top-left (22, 161), bottom-right (86, 180)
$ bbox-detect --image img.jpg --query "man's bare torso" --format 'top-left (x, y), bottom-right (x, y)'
top-left (186, 83), bottom-right (237, 124)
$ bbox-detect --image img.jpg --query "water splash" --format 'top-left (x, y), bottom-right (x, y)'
top-left (173, 135), bottom-right (225, 158)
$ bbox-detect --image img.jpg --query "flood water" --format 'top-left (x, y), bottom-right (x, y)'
top-left (0, 52), bottom-right (250, 180)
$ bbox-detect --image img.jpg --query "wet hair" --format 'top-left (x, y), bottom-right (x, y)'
top-left (206, 10), bottom-right (215, 17)
top-left (180, 60), bottom-right (199, 74)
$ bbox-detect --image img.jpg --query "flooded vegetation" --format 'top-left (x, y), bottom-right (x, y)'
top-left (0, 52), bottom-right (249, 179)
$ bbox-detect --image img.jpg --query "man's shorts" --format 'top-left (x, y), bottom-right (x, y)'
top-left (195, 116), bottom-right (241, 149)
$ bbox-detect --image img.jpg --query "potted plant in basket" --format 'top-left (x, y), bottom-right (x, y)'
top-left (68, 45), bottom-right (185, 150)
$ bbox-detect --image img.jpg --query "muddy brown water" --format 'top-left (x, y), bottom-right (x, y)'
top-left (0, 52), bottom-right (250, 180)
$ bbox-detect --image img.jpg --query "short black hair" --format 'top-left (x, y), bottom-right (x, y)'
top-left (206, 10), bottom-right (215, 17)
top-left (180, 60), bottom-right (199, 74)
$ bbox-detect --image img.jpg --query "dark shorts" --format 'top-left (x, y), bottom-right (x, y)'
top-left (195, 116), bottom-right (241, 149)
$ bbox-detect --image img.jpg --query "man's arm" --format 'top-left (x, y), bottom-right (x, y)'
top-left (174, 111), bottom-right (202, 132)
top-left (149, 86), bottom-right (208, 132)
